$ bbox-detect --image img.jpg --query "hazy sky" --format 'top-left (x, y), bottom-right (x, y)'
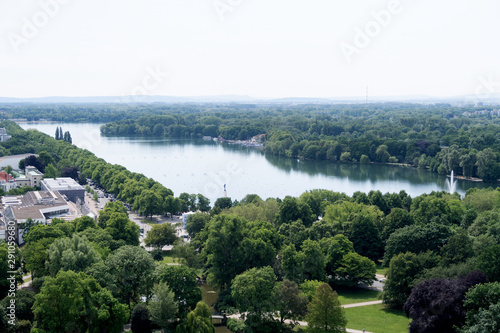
top-left (1, 0), bottom-right (499, 98)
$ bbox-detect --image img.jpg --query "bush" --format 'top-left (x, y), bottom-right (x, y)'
top-left (151, 248), bottom-right (163, 261)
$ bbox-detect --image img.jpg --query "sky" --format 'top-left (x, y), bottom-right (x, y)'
top-left (1, 0), bottom-right (499, 99)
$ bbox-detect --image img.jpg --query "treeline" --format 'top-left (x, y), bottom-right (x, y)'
top-left (2, 102), bottom-right (500, 181)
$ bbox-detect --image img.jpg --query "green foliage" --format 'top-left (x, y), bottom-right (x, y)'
top-left (186, 213), bottom-right (210, 238)
top-left (74, 216), bottom-right (97, 232)
top-left (144, 223), bottom-right (177, 249)
top-left (335, 252), bottom-right (376, 287)
top-left (231, 266), bottom-right (277, 327)
top-left (176, 301), bottom-right (215, 333)
top-left (102, 245), bottom-right (156, 306)
top-left (22, 238), bottom-right (58, 278)
top-left (305, 283), bottom-right (347, 333)
top-left (203, 215), bottom-right (281, 288)
top-left (148, 282), bottom-right (179, 329)
top-left (383, 251), bottom-right (439, 309)
top-left (274, 279), bottom-right (308, 324)
top-left (131, 304), bottom-right (152, 333)
top-left (299, 280), bottom-right (324, 302)
top-left (43, 163), bottom-right (58, 178)
top-left (104, 212), bottom-right (140, 246)
top-left (32, 270), bottom-right (128, 333)
top-left (23, 224), bottom-right (65, 244)
top-left (477, 245), bottom-right (500, 282)
top-left (383, 223), bottom-right (451, 266)
top-left (46, 234), bottom-right (101, 276)
top-left (155, 265), bottom-right (202, 317)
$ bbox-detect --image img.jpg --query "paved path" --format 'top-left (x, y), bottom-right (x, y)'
top-left (228, 299), bottom-right (382, 333)
top-left (18, 274), bottom-right (32, 289)
top-left (343, 300), bottom-right (383, 308)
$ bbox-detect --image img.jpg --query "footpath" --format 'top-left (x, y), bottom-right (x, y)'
top-left (228, 300), bottom-right (384, 333)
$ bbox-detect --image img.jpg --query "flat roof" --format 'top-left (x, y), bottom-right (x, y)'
top-left (42, 177), bottom-right (84, 191)
top-left (6, 191), bottom-right (69, 220)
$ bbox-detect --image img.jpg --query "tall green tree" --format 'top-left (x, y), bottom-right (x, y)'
top-left (144, 223), bottom-right (177, 249)
top-left (32, 271), bottom-right (128, 333)
top-left (104, 245), bottom-right (156, 307)
top-left (176, 301), bottom-right (215, 333)
top-left (155, 265), bottom-right (202, 317)
top-left (148, 282), bottom-right (179, 331)
top-left (231, 266), bottom-right (277, 329)
top-left (305, 283), bottom-right (347, 333)
top-left (46, 234), bottom-right (101, 276)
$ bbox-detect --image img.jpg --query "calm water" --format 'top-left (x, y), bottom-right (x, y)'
top-left (20, 122), bottom-right (496, 203)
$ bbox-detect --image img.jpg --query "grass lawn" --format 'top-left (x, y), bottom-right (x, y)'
top-left (161, 251), bottom-right (175, 264)
top-left (335, 288), bottom-right (381, 305)
top-left (376, 262), bottom-right (387, 276)
top-left (344, 304), bottom-right (409, 333)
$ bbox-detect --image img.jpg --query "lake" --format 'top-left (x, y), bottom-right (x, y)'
top-left (20, 122), bottom-right (496, 203)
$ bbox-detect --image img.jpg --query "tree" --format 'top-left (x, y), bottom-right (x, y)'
top-left (460, 282), bottom-right (500, 333)
top-left (43, 163), bottom-right (58, 178)
top-left (171, 240), bottom-right (203, 268)
top-left (305, 283), bottom-right (347, 333)
top-left (213, 197), bottom-right (232, 210)
top-left (137, 189), bottom-right (164, 218)
top-left (383, 223), bottom-right (451, 266)
top-left (403, 271), bottom-right (487, 333)
top-left (383, 251), bottom-right (439, 309)
top-left (144, 223), bottom-right (177, 249)
top-left (274, 279), bottom-right (308, 325)
top-left (104, 212), bottom-right (140, 246)
top-left (197, 194), bottom-right (211, 212)
top-left (104, 245), bottom-right (156, 307)
top-left (282, 243), bottom-right (305, 283)
top-left (22, 238), bottom-right (56, 278)
top-left (148, 282), bottom-right (179, 330)
top-left (440, 228), bottom-right (473, 266)
top-left (381, 208), bottom-right (414, 241)
top-left (203, 215), bottom-right (281, 288)
top-left (74, 215), bottom-right (97, 232)
top-left (46, 234), bottom-right (101, 276)
top-left (299, 280), bottom-right (323, 302)
top-left (231, 266), bottom-right (277, 329)
top-left (131, 304), bottom-right (152, 333)
top-left (186, 213), bottom-right (210, 238)
top-left (176, 301), bottom-right (215, 333)
top-left (32, 270), bottom-right (128, 333)
top-left (335, 252), bottom-right (376, 287)
top-left (344, 214), bottom-right (383, 261)
top-left (301, 239), bottom-right (326, 281)
top-left (476, 148), bottom-right (500, 182)
top-left (155, 265), bottom-right (202, 317)
top-left (477, 245), bottom-right (500, 282)
top-left (23, 224), bottom-right (65, 244)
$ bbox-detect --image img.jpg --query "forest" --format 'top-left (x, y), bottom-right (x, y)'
top-left (0, 120), bottom-right (500, 332)
top-left (1, 102), bottom-right (499, 182)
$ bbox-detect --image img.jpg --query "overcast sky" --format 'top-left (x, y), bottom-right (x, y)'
top-left (1, 0), bottom-right (499, 99)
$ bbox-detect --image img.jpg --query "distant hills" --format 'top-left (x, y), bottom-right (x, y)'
top-left (0, 94), bottom-right (499, 105)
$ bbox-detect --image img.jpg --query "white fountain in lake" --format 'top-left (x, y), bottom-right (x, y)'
top-left (448, 170), bottom-right (456, 194)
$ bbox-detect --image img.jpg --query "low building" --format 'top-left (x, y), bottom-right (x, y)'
top-left (0, 171), bottom-right (17, 192)
top-left (1, 191), bottom-right (71, 244)
top-left (0, 128), bottom-right (11, 142)
top-left (41, 177), bottom-right (85, 204)
top-left (26, 166), bottom-right (43, 187)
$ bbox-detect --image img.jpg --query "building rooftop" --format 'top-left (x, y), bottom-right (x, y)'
top-left (0, 171), bottom-right (14, 182)
top-left (4, 191), bottom-right (69, 221)
top-left (41, 177), bottom-right (84, 191)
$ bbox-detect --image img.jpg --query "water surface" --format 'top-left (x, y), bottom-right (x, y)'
top-left (20, 122), bottom-right (496, 203)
